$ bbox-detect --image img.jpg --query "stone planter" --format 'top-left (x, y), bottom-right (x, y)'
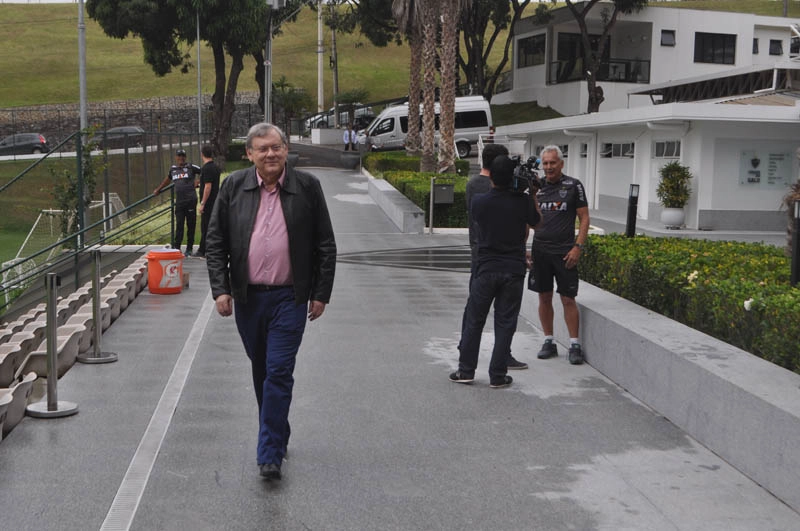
top-left (660, 207), bottom-right (685, 229)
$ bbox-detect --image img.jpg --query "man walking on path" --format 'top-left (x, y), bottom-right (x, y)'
top-left (194, 144), bottom-right (220, 258)
top-left (205, 123), bottom-right (336, 481)
top-left (529, 145), bottom-right (590, 365)
top-left (153, 148), bottom-right (201, 257)
top-left (342, 124), bottom-right (358, 151)
top-left (451, 154), bottom-right (541, 388)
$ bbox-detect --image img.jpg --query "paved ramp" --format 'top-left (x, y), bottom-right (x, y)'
top-left (0, 167), bottom-right (798, 530)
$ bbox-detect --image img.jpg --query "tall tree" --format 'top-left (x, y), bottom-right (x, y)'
top-left (564, 0), bottom-right (648, 113)
top-left (392, 0), bottom-right (422, 156)
top-left (460, 0), bottom-right (530, 100)
top-left (418, 0), bottom-right (440, 173)
top-left (438, 0), bottom-right (468, 174)
top-left (87, 0), bottom-right (298, 165)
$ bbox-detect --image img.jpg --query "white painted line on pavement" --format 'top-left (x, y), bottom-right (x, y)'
top-left (100, 291), bottom-right (215, 531)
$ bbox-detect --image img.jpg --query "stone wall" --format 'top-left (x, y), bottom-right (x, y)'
top-left (0, 92), bottom-right (264, 148)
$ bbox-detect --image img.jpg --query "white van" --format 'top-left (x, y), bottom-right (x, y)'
top-left (360, 96), bottom-right (493, 157)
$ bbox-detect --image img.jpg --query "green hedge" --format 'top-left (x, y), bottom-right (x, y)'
top-left (362, 150), bottom-right (470, 176)
top-left (363, 150), bottom-right (470, 228)
top-left (582, 234), bottom-right (800, 374)
top-left (383, 170), bottom-right (468, 228)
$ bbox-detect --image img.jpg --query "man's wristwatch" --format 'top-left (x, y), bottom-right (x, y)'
top-left (573, 243), bottom-right (585, 250)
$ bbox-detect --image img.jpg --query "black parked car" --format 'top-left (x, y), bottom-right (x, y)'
top-left (90, 126), bottom-right (146, 150)
top-left (0, 133), bottom-right (51, 155)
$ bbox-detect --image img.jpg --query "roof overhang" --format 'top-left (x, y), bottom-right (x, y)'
top-left (628, 62), bottom-right (800, 97)
top-left (497, 102), bottom-right (800, 137)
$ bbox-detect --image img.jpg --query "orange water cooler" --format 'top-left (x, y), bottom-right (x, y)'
top-left (146, 248), bottom-right (185, 295)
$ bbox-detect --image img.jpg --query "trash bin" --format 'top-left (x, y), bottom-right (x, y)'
top-left (146, 248), bottom-right (184, 295)
top-left (433, 183), bottom-right (454, 204)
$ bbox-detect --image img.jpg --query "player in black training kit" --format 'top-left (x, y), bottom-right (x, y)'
top-left (153, 148), bottom-right (202, 257)
top-left (529, 145), bottom-right (590, 365)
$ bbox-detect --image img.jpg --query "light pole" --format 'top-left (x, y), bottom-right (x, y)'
top-left (77, 0), bottom-right (88, 248)
top-left (197, 9), bottom-right (202, 136)
top-left (317, 0), bottom-right (324, 113)
top-left (626, 183), bottom-right (640, 238)
top-left (792, 200), bottom-right (800, 286)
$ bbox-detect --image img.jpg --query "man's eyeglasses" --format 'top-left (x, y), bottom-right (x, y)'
top-left (251, 144), bottom-right (285, 154)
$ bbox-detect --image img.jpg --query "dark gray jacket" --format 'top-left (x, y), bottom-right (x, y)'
top-left (205, 165), bottom-right (336, 306)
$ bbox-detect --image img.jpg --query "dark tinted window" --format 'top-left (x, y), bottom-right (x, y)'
top-left (518, 34), bottom-right (546, 68)
top-left (372, 118), bottom-right (394, 135)
top-left (694, 32), bottom-right (736, 64)
top-left (661, 30), bottom-right (675, 47)
top-left (400, 116), bottom-right (409, 133)
top-left (454, 110), bottom-right (488, 129)
top-left (769, 39), bottom-right (783, 56)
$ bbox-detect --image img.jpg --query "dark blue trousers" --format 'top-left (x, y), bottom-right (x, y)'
top-left (234, 287), bottom-right (307, 465)
top-left (458, 271), bottom-right (524, 381)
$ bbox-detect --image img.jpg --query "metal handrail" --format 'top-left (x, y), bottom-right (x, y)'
top-left (0, 186), bottom-right (174, 316)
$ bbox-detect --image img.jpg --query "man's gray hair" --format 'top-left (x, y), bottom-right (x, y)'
top-left (246, 123), bottom-right (288, 151)
top-left (540, 145), bottom-right (564, 161)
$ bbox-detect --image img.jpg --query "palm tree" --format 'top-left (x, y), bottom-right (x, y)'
top-left (418, 0), bottom-right (440, 172)
top-left (437, 0), bottom-right (468, 174)
top-left (392, 0), bottom-right (422, 156)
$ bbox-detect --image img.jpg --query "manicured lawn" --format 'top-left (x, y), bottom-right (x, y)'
top-left (0, 230), bottom-right (26, 265)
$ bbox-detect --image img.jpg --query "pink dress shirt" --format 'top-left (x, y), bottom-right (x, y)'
top-left (247, 170), bottom-right (293, 286)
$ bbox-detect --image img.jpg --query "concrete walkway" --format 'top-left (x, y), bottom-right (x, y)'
top-left (1, 165), bottom-right (798, 530)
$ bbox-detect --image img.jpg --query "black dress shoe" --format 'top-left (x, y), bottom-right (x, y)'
top-left (259, 463), bottom-right (282, 480)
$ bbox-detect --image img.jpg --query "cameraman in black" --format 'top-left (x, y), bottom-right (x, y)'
top-left (450, 155), bottom-right (541, 388)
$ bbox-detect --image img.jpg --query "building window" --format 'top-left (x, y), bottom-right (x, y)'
top-left (769, 39), bottom-right (783, 56)
top-left (560, 144), bottom-right (569, 159)
top-left (661, 30), bottom-right (675, 47)
top-left (753, 38), bottom-right (759, 54)
top-left (518, 34), bottom-right (546, 68)
top-left (792, 36), bottom-right (800, 56)
top-left (580, 143), bottom-right (587, 158)
top-left (654, 140), bottom-right (681, 159)
top-left (600, 142), bottom-right (635, 159)
top-left (694, 32), bottom-right (736, 65)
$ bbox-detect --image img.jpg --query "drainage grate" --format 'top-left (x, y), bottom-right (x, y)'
top-left (337, 245), bottom-right (472, 273)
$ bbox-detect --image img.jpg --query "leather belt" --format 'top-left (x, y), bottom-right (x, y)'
top-left (247, 284), bottom-right (292, 292)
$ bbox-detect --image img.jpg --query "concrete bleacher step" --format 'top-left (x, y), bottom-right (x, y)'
top-left (1, 372), bottom-right (36, 439)
top-left (0, 330), bottom-right (43, 388)
top-left (0, 390), bottom-right (11, 439)
top-left (0, 252), bottom-right (149, 443)
top-left (15, 324), bottom-right (86, 381)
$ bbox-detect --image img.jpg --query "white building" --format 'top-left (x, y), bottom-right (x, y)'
top-left (493, 2), bottom-right (800, 230)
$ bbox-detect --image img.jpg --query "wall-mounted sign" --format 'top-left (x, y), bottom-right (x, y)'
top-left (739, 150), bottom-right (792, 187)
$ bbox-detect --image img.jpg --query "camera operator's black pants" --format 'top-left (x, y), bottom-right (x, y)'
top-left (458, 271), bottom-right (524, 381)
top-left (173, 201), bottom-right (196, 254)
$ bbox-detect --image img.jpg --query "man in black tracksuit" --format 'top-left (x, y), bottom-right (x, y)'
top-left (153, 148), bottom-right (201, 257)
top-left (195, 144), bottom-right (221, 258)
top-left (450, 155), bottom-right (541, 388)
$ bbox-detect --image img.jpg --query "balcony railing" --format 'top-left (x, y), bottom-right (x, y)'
top-left (549, 58), bottom-right (651, 85)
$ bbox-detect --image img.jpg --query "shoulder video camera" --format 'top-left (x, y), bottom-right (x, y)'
top-left (510, 155), bottom-right (542, 194)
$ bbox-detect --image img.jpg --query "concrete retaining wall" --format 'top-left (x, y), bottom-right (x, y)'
top-left (367, 179), bottom-right (425, 234)
top-left (520, 283), bottom-right (800, 513)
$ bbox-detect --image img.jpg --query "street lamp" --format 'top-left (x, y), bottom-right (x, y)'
top-left (625, 183), bottom-right (640, 238)
top-left (792, 200), bottom-right (800, 286)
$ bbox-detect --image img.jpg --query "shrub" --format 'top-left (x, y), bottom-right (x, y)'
top-left (363, 150), bottom-right (469, 176)
top-left (656, 161), bottom-right (692, 208)
top-left (582, 234), bottom-right (800, 374)
top-left (383, 170), bottom-right (468, 228)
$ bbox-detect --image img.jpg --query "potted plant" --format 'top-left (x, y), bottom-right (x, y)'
top-left (656, 161), bottom-right (693, 229)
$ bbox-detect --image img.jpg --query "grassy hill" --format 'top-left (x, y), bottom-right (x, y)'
top-left (3, 1), bottom-right (797, 111)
